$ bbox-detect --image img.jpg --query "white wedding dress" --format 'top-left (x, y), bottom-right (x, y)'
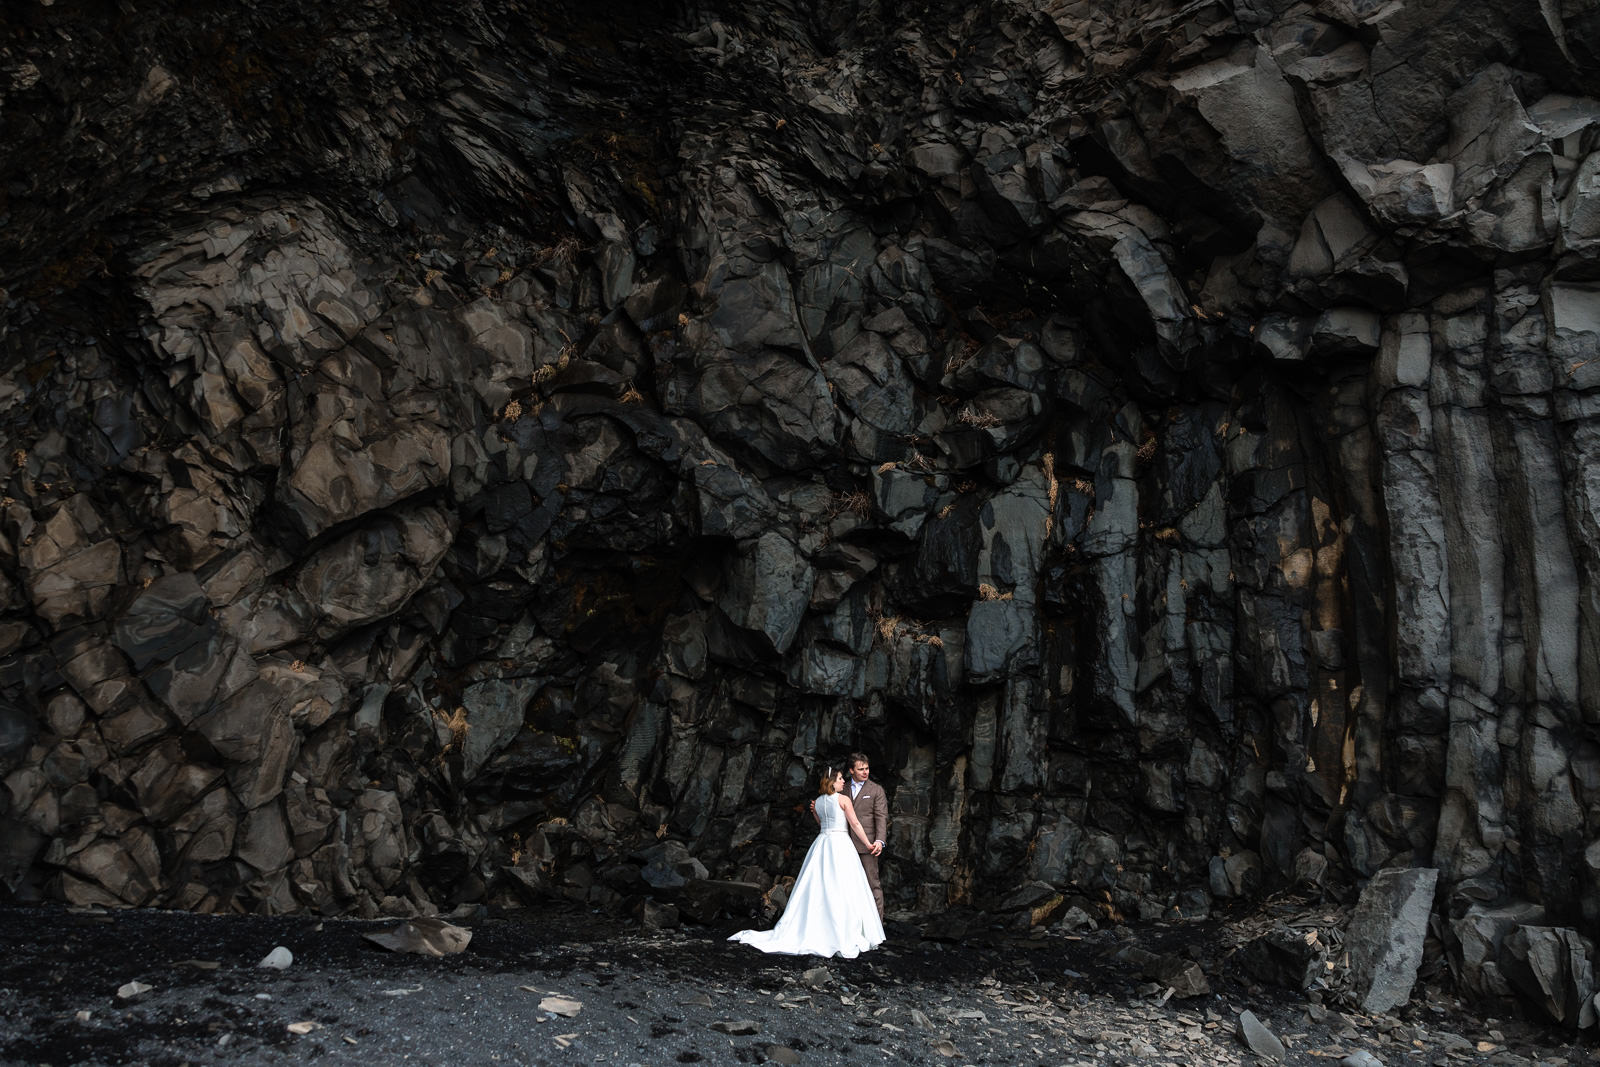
top-left (728, 793), bottom-right (885, 958)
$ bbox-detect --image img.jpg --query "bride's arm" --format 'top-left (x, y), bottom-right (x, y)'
top-left (837, 795), bottom-right (873, 850)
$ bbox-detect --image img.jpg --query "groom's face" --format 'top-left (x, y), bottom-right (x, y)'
top-left (850, 760), bottom-right (869, 783)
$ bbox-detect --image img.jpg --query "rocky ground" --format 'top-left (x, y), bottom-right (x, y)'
top-left (0, 900), bottom-right (1594, 1067)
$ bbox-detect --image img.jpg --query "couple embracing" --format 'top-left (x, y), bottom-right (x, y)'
top-left (729, 753), bottom-right (887, 959)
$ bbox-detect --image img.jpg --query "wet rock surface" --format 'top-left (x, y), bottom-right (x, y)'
top-left (3, 901), bottom-right (1597, 1067)
top-left (0, 0), bottom-right (1599, 1036)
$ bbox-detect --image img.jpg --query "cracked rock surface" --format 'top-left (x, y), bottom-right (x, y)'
top-left (1, 0), bottom-right (1600, 1025)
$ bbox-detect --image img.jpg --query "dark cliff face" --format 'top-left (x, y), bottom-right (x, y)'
top-left (1, 0), bottom-right (1598, 947)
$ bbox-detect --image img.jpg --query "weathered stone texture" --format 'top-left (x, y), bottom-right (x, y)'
top-left (0, 0), bottom-right (1597, 1022)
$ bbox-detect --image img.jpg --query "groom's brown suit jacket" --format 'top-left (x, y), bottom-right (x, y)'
top-left (844, 778), bottom-right (888, 854)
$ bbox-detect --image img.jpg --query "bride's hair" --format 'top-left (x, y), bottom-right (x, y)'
top-left (817, 766), bottom-right (842, 795)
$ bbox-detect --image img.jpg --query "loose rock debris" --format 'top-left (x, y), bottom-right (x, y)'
top-left (1239, 1008), bottom-right (1286, 1061)
top-left (363, 917), bottom-right (473, 957)
top-left (538, 994), bottom-right (583, 1017)
top-left (710, 1018), bottom-right (761, 1034)
top-left (3, 902), bottom-right (1599, 1067)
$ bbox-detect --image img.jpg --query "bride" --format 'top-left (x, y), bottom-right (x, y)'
top-left (728, 766), bottom-right (885, 958)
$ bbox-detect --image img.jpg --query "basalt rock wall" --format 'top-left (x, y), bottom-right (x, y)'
top-left (1, 0), bottom-right (1599, 938)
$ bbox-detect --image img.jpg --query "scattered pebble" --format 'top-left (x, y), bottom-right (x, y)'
top-left (709, 1018), bottom-right (760, 1034)
top-left (258, 946), bottom-right (293, 969)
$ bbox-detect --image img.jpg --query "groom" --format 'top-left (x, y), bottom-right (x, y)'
top-left (842, 752), bottom-right (887, 920)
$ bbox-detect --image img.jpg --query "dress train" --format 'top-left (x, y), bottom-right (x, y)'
top-left (728, 793), bottom-right (884, 958)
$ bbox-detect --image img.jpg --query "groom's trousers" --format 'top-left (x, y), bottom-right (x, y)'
top-left (858, 852), bottom-right (884, 919)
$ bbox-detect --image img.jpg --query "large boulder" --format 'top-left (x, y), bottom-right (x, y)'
top-left (1500, 926), bottom-right (1598, 1028)
top-left (1344, 868), bottom-right (1438, 1013)
top-left (1451, 901), bottom-right (1547, 998)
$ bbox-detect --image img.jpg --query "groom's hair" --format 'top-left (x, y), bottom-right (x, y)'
top-left (848, 752), bottom-right (870, 771)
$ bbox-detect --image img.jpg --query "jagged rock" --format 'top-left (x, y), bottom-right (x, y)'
top-left (0, 0), bottom-right (1596, 941)
top-left (1310, 307), bottom-right (1381, 359)
top-left (194, 695), bottom-right (294, 811)
top-left (1291, 848), bottom-right (1328, 889)
top-left (1445, 65), bottom-right (1543, 207)
top-left (1210, 852), bottom-right (1262, 899)
top-left (1114, 942), bottom-right (1161, 972)
top-left (677, 879), bottom-right (765, 924)
top-left (1451, 901), bottom-right (1547, 998)
top-left (636, 842), bottom-right (709, 891)
top-left (459, 678), bottom-right (539, 779)
top-left (1499, 926), bottom-right (1598, 1027)
top-left (964, 599), bottom-right (1034, 681)
top-left (1254, 314), bottom-right (1310, 362)
top-left (1055, 906), bottom-right (1097, 933)
top-left (60, 828), bottom-right (161, 907)
top-left (114, 573), bottom-right (214, 671)
top-left (1340, 156), bottom-right (1456, 224)
top-left (1341, 1052), bottom-right (1384, 1067)
top-left (1112, 940), bottom-right (1211, 998)
top-left (709, 1019), bottom-right (760, 1035)
top-left (1559, 151), bottom-right (1600, 255)
top-left (1154, 956), bottom-right (1210, 999)
top-left (295, 508), bottom-right (454, 639)
top-left (0, 820), bottom-right (46, 895)
top-left (690, 456), bottom-right (777, 541)
top-left (1345, 868), bottom-right (1438, 1014)
top-left (634, 897), bottom-right (680, 931)
top-left (1237, 1010), bottom-right (1284, 1061)
top-left (1240, 926), bottom-right (1325, 992)
top-left (279, 419), bottom-right (450, 540)
top-left (538, 995), bottom-right (582, 1017)
top-left (999, 880), bottom-right (1065, 927)
top-left (716, 532), bottom-right (814, 655)
top-left (237, 803), bottom-right (292, 874)
top-left (363, 918), bottom-right (473, 956)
